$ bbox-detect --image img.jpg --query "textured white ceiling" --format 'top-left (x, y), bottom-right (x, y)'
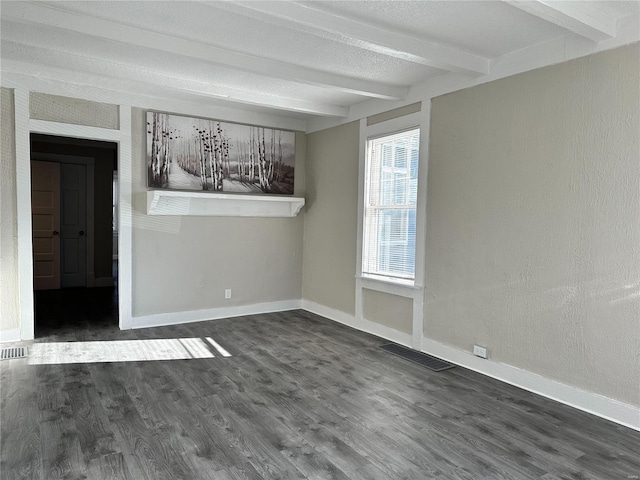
top-left (23, 1), bottom-right (445, 85)
top-left (1, 1), bottom-right (639, 122)
top-left (314, 1), bottom-right (570, 57)
top-left (1, 21), bottom-right (363, 105)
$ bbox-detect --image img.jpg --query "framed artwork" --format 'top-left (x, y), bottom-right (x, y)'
top-left (147, 111), bottom-right (296, 195)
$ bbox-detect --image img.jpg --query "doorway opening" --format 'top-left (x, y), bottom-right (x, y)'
top-left (30, 134), bottom-right (118, 336)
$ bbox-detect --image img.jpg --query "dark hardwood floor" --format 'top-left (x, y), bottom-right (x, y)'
top-left (33, 287), bottom-right (119, 338)
top-left (2, 290), bottom-right (639, 479)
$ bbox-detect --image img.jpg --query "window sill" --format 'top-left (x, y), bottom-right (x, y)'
top-left (146, 190), bottom-right (305, 217)
top-left (356, 275), bottom-right (423, 298)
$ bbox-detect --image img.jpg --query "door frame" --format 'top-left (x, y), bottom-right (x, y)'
top-left (31, 153), bottom-right (95, 288)
top-left (14, 90), bottom-right (133, 339)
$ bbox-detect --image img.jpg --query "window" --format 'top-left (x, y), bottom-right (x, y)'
top-left (363, 128), bottom-right (419, 282)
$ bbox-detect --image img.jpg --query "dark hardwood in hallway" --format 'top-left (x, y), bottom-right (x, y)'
top-left (1, 298), bottom-right (638, 479)
top-left (34, 286), bottom-right (119, 338)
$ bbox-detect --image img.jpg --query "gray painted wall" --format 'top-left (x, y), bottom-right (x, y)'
top-left (363, 289), bottom-right (412, 335)
top-left (302, 109), bottom-right (425, 329)
top-left (0, 95), bottom-right (305, 333)
top-left (426, 44), bottom-right (640, 406)
top-left (1, 46), bottom-right (637, 411)
top-left (30, 92), bottom-right (119, 129)
top-left (130, 108), bottom-right (305, 316)
top-left (1, 88), bottom-right (19, 332)
top-left (367, 102), bottom-right (421, 126)
top-left (302, 121), bottom-right (359, 315)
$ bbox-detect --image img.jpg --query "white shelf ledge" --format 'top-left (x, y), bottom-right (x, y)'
top-left (146, 190), bottom-right (305, 217)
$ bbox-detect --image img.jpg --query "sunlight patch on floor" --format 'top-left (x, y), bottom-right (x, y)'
top-left (27, 337), bottom-right (231, 365)
top-left (206, 337), bottom-right (232, 357)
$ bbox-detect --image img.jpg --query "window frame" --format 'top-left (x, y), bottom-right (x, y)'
top-left (361, 120), bottom-right (421, 286)
top-left (355, 109), bottom-right (428, 350)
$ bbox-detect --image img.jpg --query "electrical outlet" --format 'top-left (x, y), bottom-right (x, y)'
top-left (473, 345), bottom-right (488, 359)
top-left (225, 289), bottom-right (232, 299)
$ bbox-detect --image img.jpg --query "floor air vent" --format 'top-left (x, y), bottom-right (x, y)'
top-left (1, 347), bottom-right (27, 360)
top-left (380, 344), bottom-right (455, 372)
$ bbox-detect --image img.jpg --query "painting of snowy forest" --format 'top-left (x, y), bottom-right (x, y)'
top-left (146, 111), bottom-right (296, 194)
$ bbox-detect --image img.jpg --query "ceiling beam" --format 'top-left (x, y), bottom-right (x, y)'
top-left (503, 1), bottom-right (617, 42)
top-left (1, 71), bottom-right (306, 131)
top-left (0, 2), bottom-right (406, 101)
top-left (1, 50), bottom-right (348, 117)
top-left (210, 1), bottom-right (490, 76)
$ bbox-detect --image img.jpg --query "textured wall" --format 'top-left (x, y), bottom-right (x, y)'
top-left (30, 92), bottom-right (119, 129)
top-left (130, 108), bottom-right (305, 316)
top-left (302, 121), bottom-right (359, 315)
top-left (363, 289), bottom-right (412, 335)
top-left (426, 44), bottom-right (640, 406)
top-left (367, 102), bottom-right (421, 126)
top-left (303, 115), bottom-right (419, 334)
top-left (0, 88), bottom-right (20, 332)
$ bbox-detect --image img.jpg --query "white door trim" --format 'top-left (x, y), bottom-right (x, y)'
top-left (14, 89), bottom-right (133, 339)
top-left (118, 106), bottom-right (133, 330)
top-left (15, 90), bottom-right (35, 340)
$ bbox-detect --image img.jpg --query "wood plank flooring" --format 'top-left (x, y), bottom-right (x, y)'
top-left (1, 288), bottom-right (639, 479)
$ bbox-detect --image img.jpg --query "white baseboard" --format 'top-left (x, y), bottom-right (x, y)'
top-left (301, 299), bottom-right (412, 347)
top-left (94, 277), bottom-right (114, 287)
top-left (131, 299), bottom-right (302, 330)
top-left (419, 337), bottom-right (640, 432)
top-left (0, 328), bottom-right (21, 343)
top-left (302, 299), bottom-right (640, 432)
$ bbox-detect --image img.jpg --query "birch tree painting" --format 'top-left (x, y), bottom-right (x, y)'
top-left (146, 111), bottom-right (296, 194)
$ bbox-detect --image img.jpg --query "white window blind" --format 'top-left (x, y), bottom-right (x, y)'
top-left (363, 128), bottom-right (419, 281)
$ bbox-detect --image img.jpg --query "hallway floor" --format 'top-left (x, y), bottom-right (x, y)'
top-left (34, 286), bottom-right (118, 338)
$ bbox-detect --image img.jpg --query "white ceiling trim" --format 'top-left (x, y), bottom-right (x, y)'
top-left (1, 2), bottom-right (406, 102)
top-left (1, 71), bottom-right (307, 131)
top-left (211, 1), bottom-right (491, 76)
top-left (2, 49), bottom-right (348, 118)
top-left (503, 1), bottom-right (617, 42)
top-left (307, 25), bottom-right (640, 133)
top-left (3, 0), bottom-right (637, 132)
